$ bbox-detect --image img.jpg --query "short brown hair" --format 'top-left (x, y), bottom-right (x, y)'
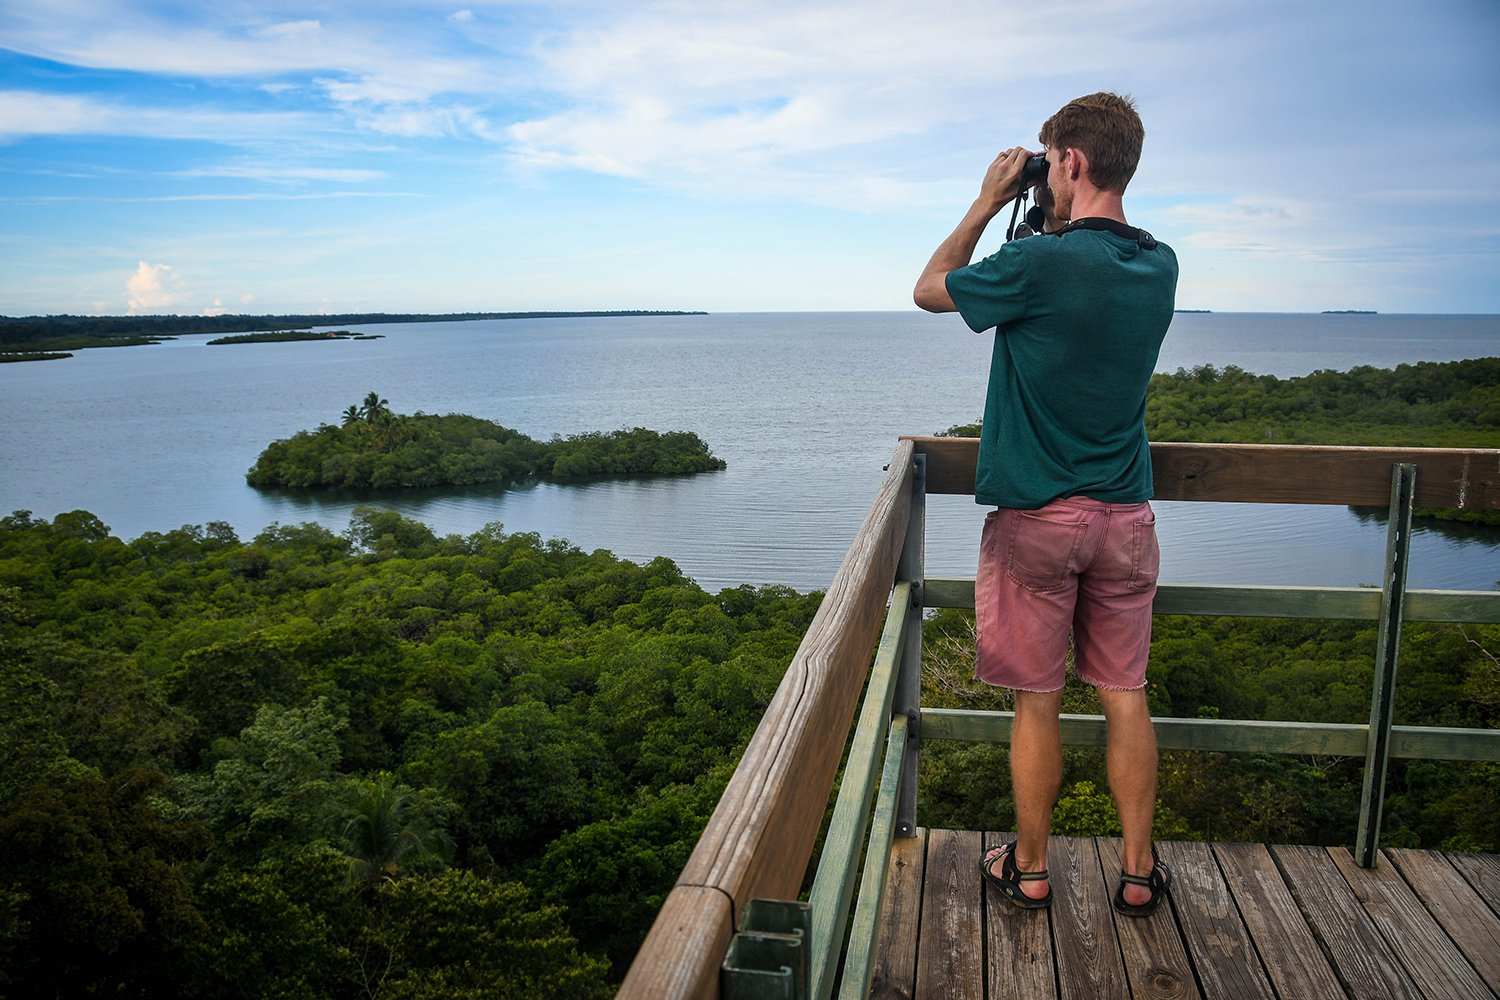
top-left (1038, 92), bottom-right (1144, 194)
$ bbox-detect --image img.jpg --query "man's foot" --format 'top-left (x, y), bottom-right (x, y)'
top-left (1113, 845), bottom-right (1170, 917)
top-left (980, 843), bottom-right (1052, 909)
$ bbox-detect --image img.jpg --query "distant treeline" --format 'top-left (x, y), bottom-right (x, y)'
top-left (248, 393), bottom-right (727, 490)
top-left (943, 357), bottom-right (1500, 524)
top-left (0, 310), bottom-right (708, 347)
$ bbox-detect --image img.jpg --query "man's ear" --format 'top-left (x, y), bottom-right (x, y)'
top-left (1066, 147), bottom-right (1087, 181)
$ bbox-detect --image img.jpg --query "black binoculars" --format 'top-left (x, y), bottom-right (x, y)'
top-left (1021, 154), bottom-right (1048, 185)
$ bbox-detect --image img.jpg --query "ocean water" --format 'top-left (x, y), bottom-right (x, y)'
top-left (2, 311), bottom-right (1497, 592)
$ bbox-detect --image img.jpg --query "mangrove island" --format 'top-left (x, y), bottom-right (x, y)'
top-left (247, 392), bottom-right (728, 490)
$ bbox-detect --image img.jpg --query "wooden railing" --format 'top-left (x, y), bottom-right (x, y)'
top-left (618, 440), bottom-right (1500, 1000)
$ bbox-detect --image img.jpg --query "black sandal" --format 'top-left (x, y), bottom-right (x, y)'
top-left (1113, 845), bottom-right (1171, 917)
top-left (980, 843), bottom-right (1052, 909)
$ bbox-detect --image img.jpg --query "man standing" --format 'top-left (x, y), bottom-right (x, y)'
top-left (913, 93), bottom-right (1177, 916)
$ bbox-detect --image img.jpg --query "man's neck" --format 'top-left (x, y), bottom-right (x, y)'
top-left (1064, 187), bottom-right (1126, 225)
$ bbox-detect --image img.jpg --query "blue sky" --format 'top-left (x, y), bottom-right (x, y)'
top-left (2, 0), bottom-right (1497, 317)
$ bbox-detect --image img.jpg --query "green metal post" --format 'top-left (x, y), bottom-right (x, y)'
top-left (835, 716), bottom-right (910, 1000)
top-left (894, 454), bottom-right (925, 837)
top-left (1355, 463), bottom-right (1416, 868)
top-left (805, 584), bottom-right (910, 1000)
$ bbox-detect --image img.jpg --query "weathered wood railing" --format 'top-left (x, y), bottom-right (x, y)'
top-left (618, 440), bottom-right (1500, 1000)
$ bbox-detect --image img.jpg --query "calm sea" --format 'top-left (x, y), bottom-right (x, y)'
top-left (2, 312), bottom-right (1497, 592)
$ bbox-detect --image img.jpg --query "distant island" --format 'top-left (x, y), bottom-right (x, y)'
top-left (1322, 309), bottom-right (1377, 314)
top-left (1174, 309), bottom-right (1212, 313)
top-left (0, 351), bottom-right (74, 364)
top-left (0, 311), bottom-right (708, 359)
top-left (247, 392), bottom-right (727, 490)
top-left (207, 330), bottom-right (383, 345)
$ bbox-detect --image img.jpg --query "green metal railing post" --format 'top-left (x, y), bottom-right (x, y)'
top-left (835, 716), bottom-right (910, 1000)
top-left (804, 584), bottom-right (912, 1000)
top-left (894, 454), bottom-right (925, 838)
top-left (1355, 462), bottom-right (1416, 868)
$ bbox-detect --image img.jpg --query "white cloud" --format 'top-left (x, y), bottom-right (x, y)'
top-left (0, 89), bottom-right (318, 143)
top-left (0, 91), bottom-right (113, 139)
top-left (256, 19), bottom-right (322, 40)
top-left (177, 164), bottom-right (387, 184)
top-left (201, 298), bottom-right (228, 316)
top-left (126, 261), bottom-right (182, 314)
top-left (1, 0), bottom-right (1496, 313)
top-left (2, 3), bottom-right (517, 109)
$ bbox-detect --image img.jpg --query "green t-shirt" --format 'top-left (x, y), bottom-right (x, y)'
top-left (946, 226), bottom-right (1178, 509)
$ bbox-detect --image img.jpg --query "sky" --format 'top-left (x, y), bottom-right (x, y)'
top-left (1, 0), bottom-right (1497, 317)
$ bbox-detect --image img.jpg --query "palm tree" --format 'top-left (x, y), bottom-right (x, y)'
top-left (330, 773), bottom-right (451, 894)
top-left (341, 404), bottom-right (361, 427)
top-left (359, 391), bottom-right (390, 423)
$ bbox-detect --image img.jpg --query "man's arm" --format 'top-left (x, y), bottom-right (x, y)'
top-left (913, 147), bottom-right (1032, 313)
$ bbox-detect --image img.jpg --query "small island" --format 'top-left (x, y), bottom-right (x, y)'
top-left (0, 351), bottom-right (74, 363)
top-left (247, 392), bottom-right (727, 490)
top-left (208, 329), bottom-right (383, 345)
top-left (1322, 309), bottom-right (1377, 314)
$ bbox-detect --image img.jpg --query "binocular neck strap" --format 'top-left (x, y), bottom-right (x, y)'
top-left (1054, 216), bottom-right (1158, 250)
top-left (1005, 182), bottom-right (1030, 242)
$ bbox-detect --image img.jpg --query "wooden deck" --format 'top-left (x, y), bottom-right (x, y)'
top-left (869, 829), bottom-right (1500, 1000)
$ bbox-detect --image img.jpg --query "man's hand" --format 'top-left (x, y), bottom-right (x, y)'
top-left (914, 147), bottom-right (1036, 313)
top-left (977, 147), bottom-right (1036, 214)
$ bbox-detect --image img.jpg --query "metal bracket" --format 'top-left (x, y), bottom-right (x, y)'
top-left (721, 899), bottom-right (812, 1000)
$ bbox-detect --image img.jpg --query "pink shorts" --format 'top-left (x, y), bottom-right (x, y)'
top-left (975, 497), bottom-right (1159, 692)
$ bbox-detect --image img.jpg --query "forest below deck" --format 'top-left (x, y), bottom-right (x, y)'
top-left (1, 356), bottom-right (1498, 997)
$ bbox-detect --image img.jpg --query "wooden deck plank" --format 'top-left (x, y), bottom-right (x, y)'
top-left (1152, 841), bottom-right (1275, 1000)
top-left (870, 836), bottom-right (1500, 1000)
top-left (916, 828), bottom-right (984, 1000)
top-left (869, 829), bottom-right (925, 1000)
top-left (1211, 841), bottom-right (1346, 1000)
top-left (1272, 844), bottom-right (1423, 1000)
top-left (1385, 848), bottom-right (1500, 995)
top-left (1048, 836), bottom-right (1130, 1000)
top-left (1152, 845), bottom-right (1272, 1000)
top-left (1096, 838), bottom-right (1203, 1000)
top-left (1327, 847), bottom-right (1495, 1000)
top-left (982, 832), bottom-right (1057, 1000)
top-left (1448, 850), bottom-right (1500, 913)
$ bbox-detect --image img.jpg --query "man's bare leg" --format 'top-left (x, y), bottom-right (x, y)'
top-left (996, 688), bottom-right (1063, 900)
top-left (1097, 686), bottom-right (1158, 907)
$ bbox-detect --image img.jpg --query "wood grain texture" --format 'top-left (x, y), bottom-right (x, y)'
top-left (1328, 847), bottom-right (1495, 1000)
top-left (1095, 839), bottom-right (1202, 1000)
top-left (1212, 841), bottom-right (1346, 1000)
top-left (1271, 843), bottom-right (1422, 1000)
top-left (1385, 848), bottom-right (1500, 994)
top-left (1151, 840), bottom-right (1272, 1000)
top-left (983, 831), bottom-right (1057, 1000)
top-left (1149, 442), bottom-right (1500, 508)
top-left (1448, 850), bottom-right (1500, 912)
top-left (916, 829), bottom-right (985, 1000)
top-left (869, 829), bottom-right (925, 1000)
top-left (614, 885), bottom-right (734, 1000)
top-left (1048, 837), bottom-right (1129, 1000)
top-left (903, 436), bottom-right (1500, 509)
